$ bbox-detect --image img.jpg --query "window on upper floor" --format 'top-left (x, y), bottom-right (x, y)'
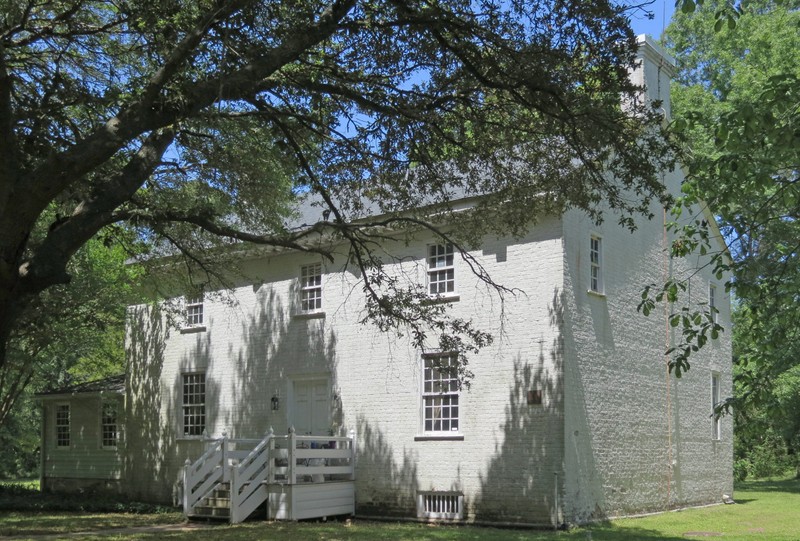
top-left (709, 283), bottom-right (718, 324)
top-left (589, 235), bottom-right (603, 294)
top-left (427, 243), bottom-right (455, 296)
top-left (421, 353), bottom-right (460, 434)
top-left (101, 400), bottom-right (119, 449)
top-left (55, 403), bottom-right (70, 448)
top-left (185, 294), bottom-right (204, 327)
top-left (711, 372), bottom-right (721, 441)
top-left (182, 372), bottom-right (206, 437)
top-left (300, 263), bottom-right (323, 313)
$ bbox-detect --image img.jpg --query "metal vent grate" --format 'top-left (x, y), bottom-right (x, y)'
top-left (417, 491), bottom-right (463, 520)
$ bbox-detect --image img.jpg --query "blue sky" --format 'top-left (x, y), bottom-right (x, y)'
top-left (629, 0), bottom-right (675, 40)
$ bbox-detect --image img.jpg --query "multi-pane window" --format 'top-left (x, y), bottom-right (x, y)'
top-left (101, 401), bottom-right (118, 449)
top-left (709, 283), bottom-right (718, 324)
top-left (300, 264), bottom-right (323, 313)
top-left (182, 373), bottom-right (206, 437)
top-left (422, 354), bottom-right (460, 433)
top-left (711, 373), bottom-right (721, 440)
top-left (186, 294), bottom-right (204, 326)
top-left (590, 235), bottom-right (603, 293)
top-left (428, 244), bottom-right (455, 296)
top-left (56, 404), bottom-right (70, 447)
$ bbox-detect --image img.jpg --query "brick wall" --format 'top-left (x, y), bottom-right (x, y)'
top-left (561, 166), bottom-right (733, 523)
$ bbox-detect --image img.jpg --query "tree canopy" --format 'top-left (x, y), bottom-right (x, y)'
top-left (664, 0), bottom-right (800, 472)
top-left (0, 0), bottom-right (675, 427)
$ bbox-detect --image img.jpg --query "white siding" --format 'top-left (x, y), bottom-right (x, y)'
top-left (42, 396), bottom-right (123, 481)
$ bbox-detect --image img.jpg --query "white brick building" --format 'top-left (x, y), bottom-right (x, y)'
top-left (38, 37), bottom-right (733, 526)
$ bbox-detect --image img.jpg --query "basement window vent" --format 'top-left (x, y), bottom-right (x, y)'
top-left (417, 491), bottom-right (464, 520)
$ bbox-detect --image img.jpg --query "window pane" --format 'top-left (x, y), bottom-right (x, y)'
top-left (300, 264), bottom-right (323, 313)
top-left (182, 373), bottom-right (206, 436)
top-left (427, 244), bottom-right (455, 295)
top-left (422, 354), bottom-right (460, 433)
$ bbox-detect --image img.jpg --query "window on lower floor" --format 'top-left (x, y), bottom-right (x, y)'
top-left (711, 372), bottom-right (721, 440)
top-left (182, 372), bottom-right (206, 437)
top-left (55, 404), bottom-right (70, 447)
top-left (422, 353), bottom-right (460, 433)
top-left (101, 401), bottom-right (118, 449)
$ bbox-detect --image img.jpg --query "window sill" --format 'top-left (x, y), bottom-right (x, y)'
top-left (587, 290), bottom-right (606, 298)
top-left (414, 434), bottom-right (464, 442)
top-left (177, 436), bottom-right (207, 442)
top-left (180, 325), bottom-right (207, 334)
top-left (423, 294), bottom-right (460, 305)
top-left (292, 311), bottom-right (326, 320)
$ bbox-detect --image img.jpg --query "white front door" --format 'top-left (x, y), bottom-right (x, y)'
top-left (291, 378), bottom-right (330, 436)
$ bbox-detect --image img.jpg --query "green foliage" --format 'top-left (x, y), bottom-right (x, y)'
top-left (0, 0), bottom-right (678, 421)
top-left (662, 0), bottom-right (800, 474)
top-left (0, 397), bottom-right (39, 479)
top-left (0, 481), bottom-right (177, 514)
top-left (734, 430), bottom-right (795, 481)
top-left (0, 233), bottom-right (141, 472)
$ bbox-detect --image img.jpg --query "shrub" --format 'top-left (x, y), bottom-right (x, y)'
top-left (735, 430), bottom-right (795, 481)
top-left (0, 482), bottom-right (176, 514)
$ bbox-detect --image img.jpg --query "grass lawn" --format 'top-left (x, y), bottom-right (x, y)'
top-left (0, 477), bottom-right (797, 540)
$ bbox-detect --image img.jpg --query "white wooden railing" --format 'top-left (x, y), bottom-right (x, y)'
top-left (268, 428), bottom-right (356, 485)
top-left (182, 433), bottom-right (226, 514)
top-left (229, 430), bottom-right (274, 523)
top-left (184, 427), bottom-right (356, 523)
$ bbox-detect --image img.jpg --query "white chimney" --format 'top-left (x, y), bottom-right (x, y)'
top-left (631, 35), bottom-right (677, 120)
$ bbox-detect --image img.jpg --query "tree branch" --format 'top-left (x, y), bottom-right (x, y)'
top-left (15, 0), bottom-right (357, 254)
top-left (18, 129), bottom-right (176, 294)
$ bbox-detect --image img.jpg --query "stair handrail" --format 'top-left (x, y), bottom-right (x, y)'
top-left (229, 427), bottom-right (274, 523)
top-left (182, 432), bottom-right (227, 515)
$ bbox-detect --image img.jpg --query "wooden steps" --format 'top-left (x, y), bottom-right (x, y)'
top-left (188, 483), bottom-right (230, 520)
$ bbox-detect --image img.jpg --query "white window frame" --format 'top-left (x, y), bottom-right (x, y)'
top-left (589, 234), bottom-right (604, 294)
top-left (711, 372), bottom-right (721, 441)
top-left (55, 403), bottom-right (70, 448)
top-left (709, 282), bottom-right (718, 324)
top-left (299, 263), bottom-right (323, 313)
top-left (101, 400), bottom-right (119, 449)
top-left (182, 372), bottom-right (206, 437)
top-left (427, 243), bottom-right (456, 297)
top-left (421, 353), bottom-right (460, 434)
top-left (185, 294), bottom-right (204, 327)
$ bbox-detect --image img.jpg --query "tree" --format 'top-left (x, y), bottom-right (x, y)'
top-left (0, 0), bottom-right (675, 424)
top-left (0, 235), bottom-right (140, 429)
top-left (662, 0), bottom-right (799, 469)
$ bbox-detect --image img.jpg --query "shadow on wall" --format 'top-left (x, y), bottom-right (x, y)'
top-left (355, 415), bottom-right (420, 518)
top-left (124, 302), bottom-right (178, 503)
top-left (472, 287), bottom-right (565, 526)
top-left (226, 284), bottom-right (340, 438)
top-left (561, 279), bottom-right (605, 523)
top-left (124, 275), bottom-right (341, 504)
